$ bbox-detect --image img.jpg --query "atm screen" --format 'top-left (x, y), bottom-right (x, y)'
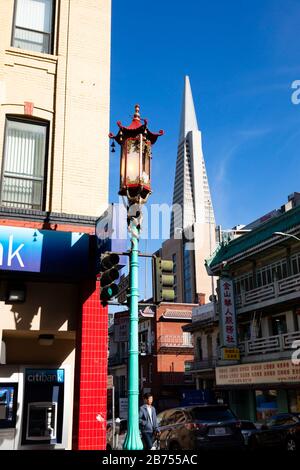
top-left (27, 402), bottom-right (57, 440)
top-left (0, 383), bottom-right (18, 428)
top-left (0, 389), bottom-right (9, 404)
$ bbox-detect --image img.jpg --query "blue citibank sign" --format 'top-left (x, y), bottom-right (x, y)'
top-left (0, 226), bottom-right (43, 272)
top-left (0, 226), bottom-right (91, 277)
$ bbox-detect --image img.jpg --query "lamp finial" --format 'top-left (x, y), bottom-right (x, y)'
top-left (133, 104), bottom-right (140, 121)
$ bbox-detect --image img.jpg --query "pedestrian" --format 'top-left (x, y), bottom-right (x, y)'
top-left (139, 392), bottom-right (160, 449)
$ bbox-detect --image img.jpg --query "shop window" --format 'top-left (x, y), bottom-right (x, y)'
top-left (1, 118), bottom-right (48, 210)
top-left (12, 0), bottom-right (55, 54)
top-left (255, 390), bottom-right (278, 422)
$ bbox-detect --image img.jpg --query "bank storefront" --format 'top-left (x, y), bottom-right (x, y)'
top-left (0, 224), bottom-right (107, 450)
top-left (216, 359), bottom-right (300, 422)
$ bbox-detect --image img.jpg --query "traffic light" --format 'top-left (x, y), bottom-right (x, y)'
top-left (153, 257), bottom-right (175, 304)
top-left (99, 253), bottom-right (120, 306)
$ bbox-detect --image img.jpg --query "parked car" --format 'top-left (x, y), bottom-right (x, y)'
top-left (248, 413), bottom-right (300, 451)
top-left (157, 404), bottom-right (244, 450)
top-left (106, 418), bottom-right (127, 450)
top-left (239, 420), bottom-right (258, 447)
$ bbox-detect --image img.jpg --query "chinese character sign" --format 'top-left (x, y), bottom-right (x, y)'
top-left (219, 278), bottom-right (237, 348)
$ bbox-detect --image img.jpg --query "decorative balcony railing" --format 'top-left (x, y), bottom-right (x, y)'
top-left (239, 331), bottom-right (300, 357)
top-left (235, 273), bottom-right (300, 312)
top-left (157, 335), bottom-right (194, 350)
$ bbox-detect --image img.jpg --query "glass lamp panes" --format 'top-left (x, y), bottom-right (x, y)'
top-left (125, 138), bottom-right (140, 185)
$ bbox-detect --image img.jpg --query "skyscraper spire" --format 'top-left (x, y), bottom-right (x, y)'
top-left (179, 75), bottom-right (199, 143)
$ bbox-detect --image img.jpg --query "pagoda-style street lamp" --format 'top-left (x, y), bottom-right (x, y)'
top-left (109, 105), bottom-right (163, 450)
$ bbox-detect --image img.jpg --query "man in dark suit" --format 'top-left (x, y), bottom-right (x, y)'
top-left (139, 393), bottom-right (160, 449)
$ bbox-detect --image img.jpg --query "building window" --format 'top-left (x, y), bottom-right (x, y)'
top-left (291, 253), bottom-right (300, 275)
top-left (196, 337), bottom-right (203, 361)
top-left (183, 332), bottom-right (192, 346)
top-left (12, 0), bottom-right (54, 54)
top-left (272, 314), bottom-right (287, 336)
top-left (239, 322), bottom-right (251, 342)
top-left (1, 118), bottom-right (48, 210)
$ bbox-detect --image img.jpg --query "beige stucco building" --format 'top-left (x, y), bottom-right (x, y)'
top-left (0, 0), bottom-right (110, 216)
top-left (0, 0), bottom-right (111, 450)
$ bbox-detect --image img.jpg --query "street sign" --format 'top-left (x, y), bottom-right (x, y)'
top-left (119, 398), bottom-right (128, 419)
top-left (107, 375), bottom-right (114, 389)
top-left (117, 274), bottom-right (129, 304)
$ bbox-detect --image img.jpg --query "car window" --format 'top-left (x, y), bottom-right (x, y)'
top-left (158, 409), bottom-right (175, 426)
top-left (172, 411), bottom-right (186, 424)
top-left (165, 411), bottom-right (181, 425)
top-left (275, 417), bottom-right (298, 426)
top-left (266, 414), bottom-right (293, 427)
top-left (189, 406), bottom-right (236, 421)
top-left (157, 414), bottom-right (163, 426)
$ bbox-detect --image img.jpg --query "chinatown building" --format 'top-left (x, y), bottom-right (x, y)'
top-left (0, 0), bottom-right (111, 449)
top-left (206, 194), bottom-right (300, 422)
top-left (108, 303), bottom-right (196, 416)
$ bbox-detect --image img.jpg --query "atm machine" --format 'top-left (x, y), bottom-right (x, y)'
top-left (21, 369), bottom-right (64, 446)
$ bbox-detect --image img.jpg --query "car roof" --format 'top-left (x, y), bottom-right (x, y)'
top-left (270, 413), bottom-right (294, 419)
top-left (157, 404), bottom-right (230, 415)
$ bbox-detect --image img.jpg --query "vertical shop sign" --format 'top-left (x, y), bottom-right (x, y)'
top-left (219, 278), bottom-right (238, 348)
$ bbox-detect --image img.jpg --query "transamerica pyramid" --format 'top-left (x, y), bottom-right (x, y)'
top-left (170, 76), bottom-right (215, 238)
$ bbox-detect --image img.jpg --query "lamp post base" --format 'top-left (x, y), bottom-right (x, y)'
top-left (123, 428), bottom-right (144, 450)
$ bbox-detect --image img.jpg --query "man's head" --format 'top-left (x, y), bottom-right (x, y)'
top-left (143, 392), bottom-right (153, 406)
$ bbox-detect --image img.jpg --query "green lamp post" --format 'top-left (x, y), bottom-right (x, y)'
top-left (109, 105), bottom-right (163, 450)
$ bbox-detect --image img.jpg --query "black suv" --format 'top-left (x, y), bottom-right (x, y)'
top-left (157, 404), bottom-right (244, 450)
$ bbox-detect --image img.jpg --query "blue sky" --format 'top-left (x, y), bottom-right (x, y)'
top-left (109, 0), bottom-right (300, 298)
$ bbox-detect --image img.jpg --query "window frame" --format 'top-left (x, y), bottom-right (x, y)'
top-left (0, 116), bottom-right (49, 211)
top-left (11, 0), bottom-right (55, 55)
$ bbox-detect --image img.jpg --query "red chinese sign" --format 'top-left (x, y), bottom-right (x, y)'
top-left (219, 278), bottom-right (237, 348)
